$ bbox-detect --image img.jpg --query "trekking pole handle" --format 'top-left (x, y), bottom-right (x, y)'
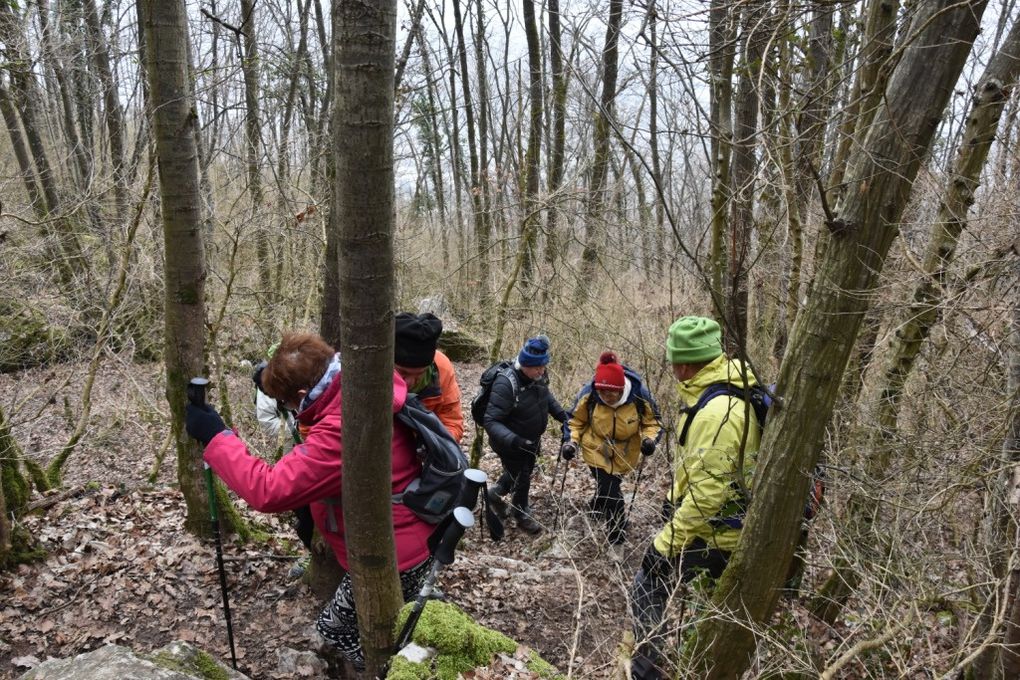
top-left (457, 469), bottom-right (488, 511)
top-left (187, 376), bottom-right (210, 408)
top-left (435, 506), bottom-right (474, 565)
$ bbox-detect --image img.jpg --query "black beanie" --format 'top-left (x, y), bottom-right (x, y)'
top-left (394, 312), bottom-right (443, 368)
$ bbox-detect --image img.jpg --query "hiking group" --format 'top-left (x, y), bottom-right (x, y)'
top-left (183, 312), bottom-right (779, 679)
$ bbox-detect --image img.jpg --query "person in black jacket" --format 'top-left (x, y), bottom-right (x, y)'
top-left (484, 335), bottom-right (569, 534)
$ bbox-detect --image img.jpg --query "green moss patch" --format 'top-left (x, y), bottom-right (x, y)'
top-left (388, 600), bottom-right (561, 679)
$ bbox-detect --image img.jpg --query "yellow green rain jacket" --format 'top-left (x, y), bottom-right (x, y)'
top-left (654, 355), bottom-right (761, 556)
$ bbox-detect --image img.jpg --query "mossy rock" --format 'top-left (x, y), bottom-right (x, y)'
top-left (388, 600), bottom-right (562, 680)
top-left (0, 298), bottom-right (72, 373)
top-left (438, 329), bottom-right (487, 363)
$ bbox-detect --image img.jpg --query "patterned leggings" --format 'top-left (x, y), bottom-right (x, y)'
top-left (316, 557), bottom-right (433, 670)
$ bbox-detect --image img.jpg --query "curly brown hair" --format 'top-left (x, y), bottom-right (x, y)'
top-left (262, 332), bottom-right (335, 407)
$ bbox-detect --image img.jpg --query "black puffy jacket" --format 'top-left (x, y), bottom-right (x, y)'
top-left (483, 367), bottom-right (567, 456)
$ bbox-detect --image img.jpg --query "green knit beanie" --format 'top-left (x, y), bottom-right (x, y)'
top-left (667, 316), bottom-right (723, 364)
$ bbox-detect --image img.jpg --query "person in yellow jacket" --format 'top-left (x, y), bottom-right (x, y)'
top-left (559, 352), bottom-right (662, 546)
top-left (629, 316), bottom-right (762, 680)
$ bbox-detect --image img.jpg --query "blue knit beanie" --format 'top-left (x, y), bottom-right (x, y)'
top-left (518, 335), bottom-right (551, 367)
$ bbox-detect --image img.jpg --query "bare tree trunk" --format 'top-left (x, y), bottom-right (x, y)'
top-left (0, 2), bottom-right (85, 286)
top-left (687, 3), bottom-right (987, 676)
top-left (647, 0), bottom-right (665, 277)
top-left (333, 0), bottom-right (402, 674)
top-left (451, 0), bottom-right (487, 297)
top-left (241, 0), bottom-right (271, 295)
top-left (139, 0), bottom-right (218, 538)
top-left (709, 0), bottom-right (737, 311)
top-left (578, 0), bottom-right (623, 291)
top-left (36, 0), bottom-right (91, 201)
top-left (814, 0), bottom-right (900, 268)
top-left (774, 2), bottom-right (835, 361)
top-left (82, 0), bottom-right (128, 225)
top-left (725, 1), bottom-right (768, 351)
top-left (1001, 293), bottom-right (1020, 673)
top-left (474, 0), bottom-right (492, 260)
top-left (519, 0), bottom-right (543, 289)
top-left (0, 79), bottom-right (46, 216)
top-left (544, 0), bottom-right (567, 269)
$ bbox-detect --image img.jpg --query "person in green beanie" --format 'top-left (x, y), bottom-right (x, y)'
top-left (629, 316), bottom-right (762, 680)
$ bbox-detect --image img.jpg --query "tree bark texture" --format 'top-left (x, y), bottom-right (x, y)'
top-left (688, 3), bottom-right (987, 677)
top-left (139, 0), bottom-right (215, 538)
top-left (333, 0), bottom-right (402, 674)
top-left (578, 0), bottom-right (623, 290)
top-left (708, 0), bottom-right (737, 310)
top-left (83, 0), bottom-right (128, 225)
top-left (725, 1), bottom-right (768, 352)
top-left (240, 0), bottom-right (272, 295)
top-left (519, 0), bottom-right (543, 288)
top-left (451, 0), bottom-right (487, 292)
top-left (544, 0), bottom-right (567, 269)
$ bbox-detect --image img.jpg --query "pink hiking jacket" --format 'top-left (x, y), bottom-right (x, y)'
top-left (203, 370), bottom-right (433, 571)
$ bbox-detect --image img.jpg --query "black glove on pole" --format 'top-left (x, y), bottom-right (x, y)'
top-left (188, 377), bottom-right (238, 670)
top-left (395, 507), bottom-right (475, 652)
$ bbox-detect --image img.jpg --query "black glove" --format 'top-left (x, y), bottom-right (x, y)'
top-left (559, 442), bottom-right (577, 461)
top-left (641, 438), bottom-right (656, 457)
top-left (185, 402), bottom-right (227, 446)
top-left (640, 545), bottom-right (677, 581)
top-left (252, 360), bottom-right (268, 393)
top-left (515, 438), bottom-right (539, 456)
top-left (660, 499), bottom-right (678, 522)
top-left (293, 505), bottom-right (315, 550)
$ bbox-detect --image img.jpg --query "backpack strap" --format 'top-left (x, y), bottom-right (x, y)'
top-left (677, 383), bottom-right (748, 447)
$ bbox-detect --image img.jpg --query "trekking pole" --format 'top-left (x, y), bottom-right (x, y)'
top-left (394, 506), bottom-right (474, 652)
top-left (187, 377), bottom-right (238, 670)
top-left (552, 457), bottom-right (569, 532)
top-left (625, 455), bottom-right (647, 527)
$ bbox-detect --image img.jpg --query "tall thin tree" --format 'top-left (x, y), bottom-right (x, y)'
top-left (333, 0), bottom-right (401, 674)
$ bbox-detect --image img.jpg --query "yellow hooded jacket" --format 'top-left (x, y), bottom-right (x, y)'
top-left (654, 354), bottom-right (761, 556)
top-left (567, 381), bottom-right (662, 475)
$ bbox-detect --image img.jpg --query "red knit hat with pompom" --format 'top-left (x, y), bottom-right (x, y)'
top-left (593, 351), bottom-right (625, 390)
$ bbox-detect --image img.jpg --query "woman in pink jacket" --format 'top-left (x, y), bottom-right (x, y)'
top-left (184, 332), bottom-right (433, 671)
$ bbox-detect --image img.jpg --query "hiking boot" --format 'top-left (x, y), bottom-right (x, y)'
top-left (514, 509), bottom-right (543, 535)
top-left (486, 487), bottom-right (509, 519)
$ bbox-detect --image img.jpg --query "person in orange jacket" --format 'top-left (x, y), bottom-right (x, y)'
top-left (393, 312), bottom-right (465, 443)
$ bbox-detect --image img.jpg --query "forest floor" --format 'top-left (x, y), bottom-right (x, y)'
top-left (0, 358), bottom-right (839, 679)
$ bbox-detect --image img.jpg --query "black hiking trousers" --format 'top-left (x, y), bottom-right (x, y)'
top-left (589, 467), bottom-right (626, 544)
top-left (629, 538), bottom-right (730, 679)
top-left (494, 448), bottom-right (537, 514)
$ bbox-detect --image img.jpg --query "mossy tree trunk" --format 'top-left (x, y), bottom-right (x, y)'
top-left (0, 405), bottom-right (31, 569)
top-left (686, 3), bottom-right (987, 676)
top-left (140, 0), bottom-right (230, 538)
top-left (333, 0), bottom-right (402, 674)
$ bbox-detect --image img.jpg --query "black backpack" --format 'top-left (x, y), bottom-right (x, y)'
top-left (470, 360), bottom-right (519, 426)
top-left (393, 394), bottom-right (469, 524)
top-left (677, 382), bottom-right (824, 527)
